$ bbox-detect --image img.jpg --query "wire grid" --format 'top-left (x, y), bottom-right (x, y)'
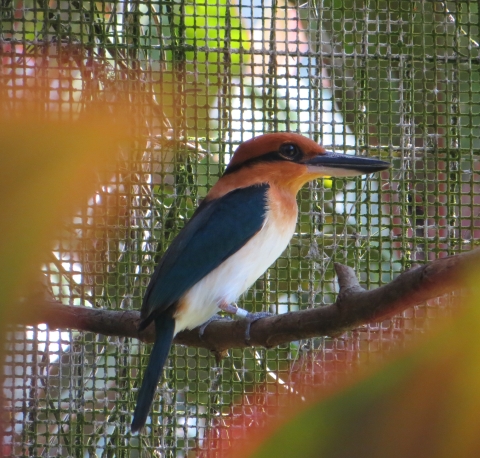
top-left (2, 0), bottom-right (480, 456)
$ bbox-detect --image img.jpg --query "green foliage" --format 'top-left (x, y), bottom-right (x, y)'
top-left (184, 0), bottom-right (250, 70)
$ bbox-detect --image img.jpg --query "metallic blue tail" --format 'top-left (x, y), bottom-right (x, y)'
top-left (131, 315), bottom-right (175, 433)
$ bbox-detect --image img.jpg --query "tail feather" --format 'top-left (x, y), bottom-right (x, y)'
top-left (131, 315), bottom-right (175, 433)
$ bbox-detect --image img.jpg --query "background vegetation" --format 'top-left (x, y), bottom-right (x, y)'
top-left (1, 1), bottom-right (479, 456)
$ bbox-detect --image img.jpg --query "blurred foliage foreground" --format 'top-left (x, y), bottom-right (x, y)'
top-left (216, 287), bottom-right (480, 458)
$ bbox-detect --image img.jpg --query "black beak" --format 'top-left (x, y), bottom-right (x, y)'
top-left (303, 151), bottom-right (390, 177)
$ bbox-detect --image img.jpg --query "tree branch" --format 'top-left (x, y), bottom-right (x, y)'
top-left (14, 249), bottom-right (480, 352)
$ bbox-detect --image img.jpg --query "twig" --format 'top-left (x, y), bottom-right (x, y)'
top-left (14, 249), bottom-right (480, 352)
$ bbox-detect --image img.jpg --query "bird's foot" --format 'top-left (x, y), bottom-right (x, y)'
top-left (217, 301), bottom-right (273, 344)
top-left (244, 311), bottom-right (273, 344)
top-left (198, 315), bottom-right (233, 340)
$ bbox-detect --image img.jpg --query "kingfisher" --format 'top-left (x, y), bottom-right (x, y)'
top-left (131, 132), bottom-right (390, 432)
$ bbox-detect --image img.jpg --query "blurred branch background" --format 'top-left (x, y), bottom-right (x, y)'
top-left (1, 1), bottom-right (479, 457)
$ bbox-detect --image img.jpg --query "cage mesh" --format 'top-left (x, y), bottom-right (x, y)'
top-left (2, 0), bottom-right (480, 456)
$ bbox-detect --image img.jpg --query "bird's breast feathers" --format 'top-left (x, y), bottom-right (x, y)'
top-left (173, 185), bottom-right (298, 333)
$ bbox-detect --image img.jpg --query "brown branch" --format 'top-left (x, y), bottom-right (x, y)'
top-left (14, 249), bottom-right (480, 352)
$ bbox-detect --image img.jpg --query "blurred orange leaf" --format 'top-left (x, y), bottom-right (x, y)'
top-left (0, 106), bottom-right (128, 329)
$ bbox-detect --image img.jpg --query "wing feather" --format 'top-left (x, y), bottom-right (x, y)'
top-left (139, 183), bottom-right (269, 329)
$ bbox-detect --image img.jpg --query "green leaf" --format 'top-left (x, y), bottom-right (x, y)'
top-left (184, 0), bottom-right (250, 73)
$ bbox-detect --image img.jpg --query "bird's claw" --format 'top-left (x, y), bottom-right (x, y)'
top-left (244, 311), bottom-right (273, 344)
top-left (198, 315), bottom-right (233, 340)
top-left (217, 300), bottom-right (273, 343)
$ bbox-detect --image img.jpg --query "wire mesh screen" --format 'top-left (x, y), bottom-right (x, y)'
top-left (2, 0), bottom-right (480, 456)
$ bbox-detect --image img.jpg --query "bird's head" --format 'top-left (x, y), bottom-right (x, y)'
top-left (223, 133), bottom-right (390, 194)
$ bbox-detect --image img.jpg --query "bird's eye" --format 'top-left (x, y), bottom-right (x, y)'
top-left (279, 143), bottom-right (300, 160)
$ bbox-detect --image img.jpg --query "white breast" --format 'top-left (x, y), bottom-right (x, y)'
top-left (173, 204), bottom-right (297, 334)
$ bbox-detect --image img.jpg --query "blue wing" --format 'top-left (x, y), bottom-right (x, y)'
top-left (139, 183), bottom-right (269, 330)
